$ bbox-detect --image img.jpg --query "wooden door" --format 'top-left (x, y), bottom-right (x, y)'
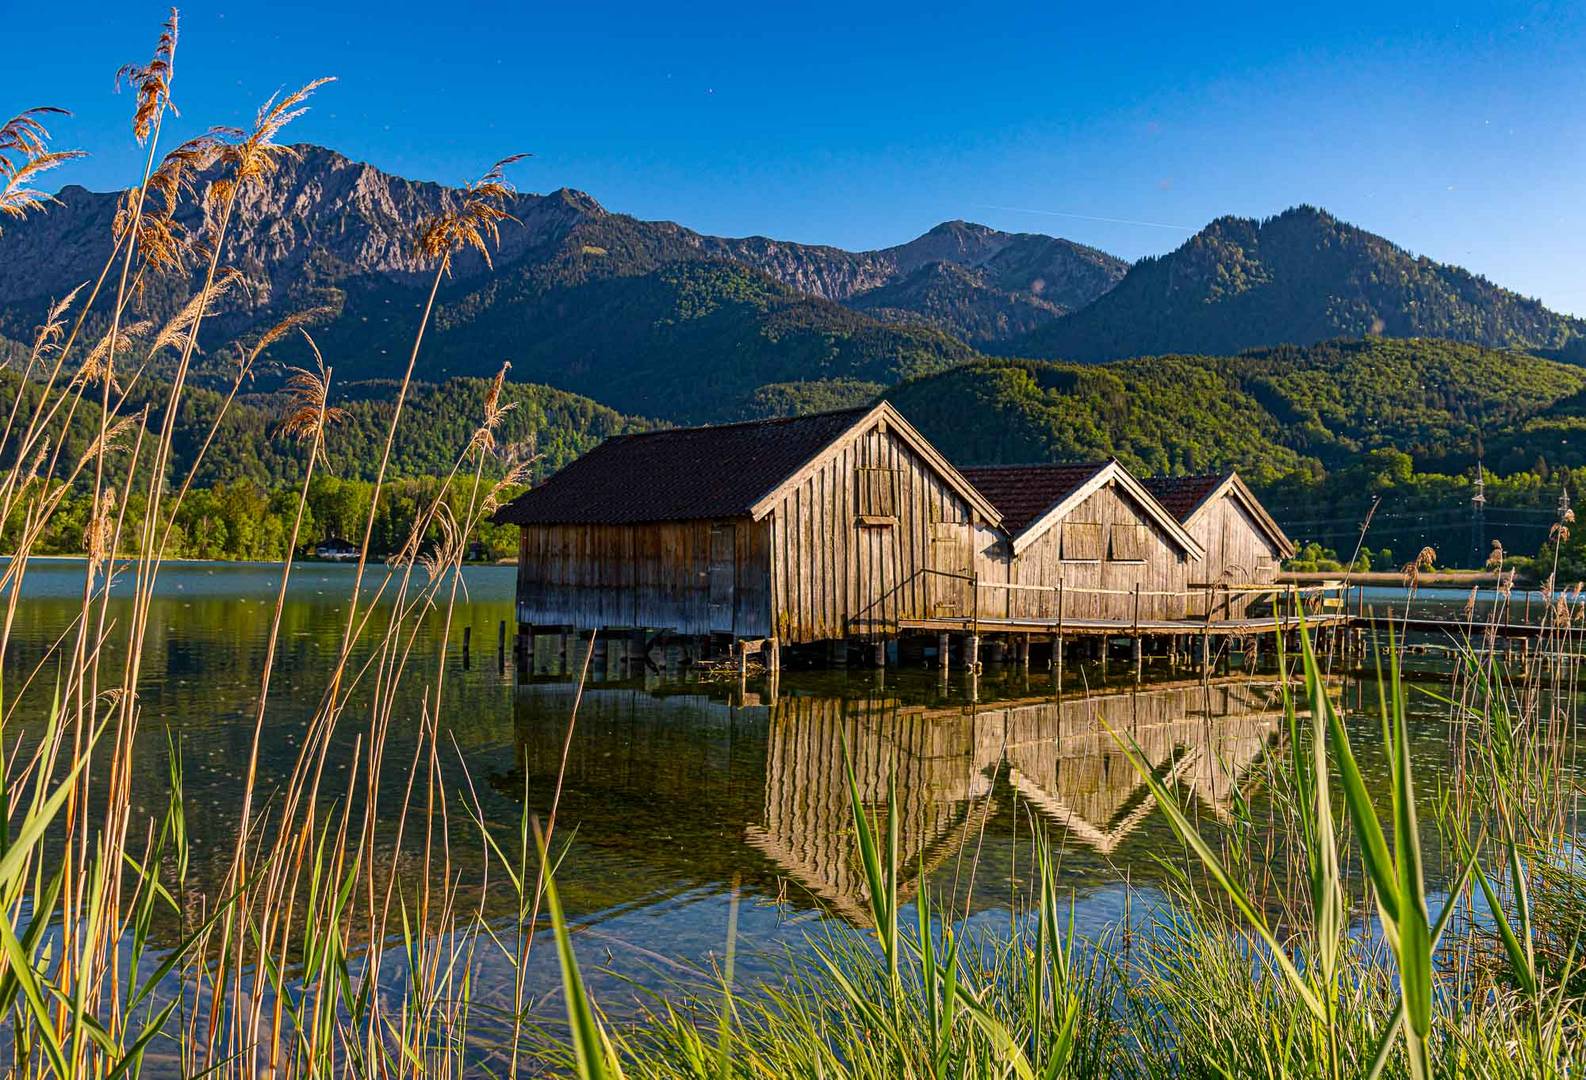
top-left (928, 522), bottom-right (971, 619)
top-left (708, 522), bottom-right (736, 633)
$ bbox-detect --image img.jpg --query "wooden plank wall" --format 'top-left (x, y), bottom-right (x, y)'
top-left (766, 423), bottom-right (977, 644)
top-left (515, 519), bottom-right (771, 636)
top-left (976, 480), bottom-right (1195, 622)
top-left (1185, 495), bottom-right (1284, 618)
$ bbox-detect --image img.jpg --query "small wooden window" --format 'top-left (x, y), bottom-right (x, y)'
top-left (1061, 521), bottom-right (1104, 561)
top-left (857, 467), bottom-right (900, 526)
top-left (1109, 523), bottom-right (1149, 562)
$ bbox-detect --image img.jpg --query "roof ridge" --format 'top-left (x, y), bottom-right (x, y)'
top-left (960, 460), bottom-right (1111, 473)
top-left (611, 404), bottom-right (876, 442)
top-left (1144, 470), bottom-right (1233, 481)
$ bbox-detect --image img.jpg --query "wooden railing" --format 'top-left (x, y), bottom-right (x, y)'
top-left (905, 569), bottom-right (1346, 632)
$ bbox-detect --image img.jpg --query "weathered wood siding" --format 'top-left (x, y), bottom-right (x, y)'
top-left (766, 421), bottom-right (978, 643)
top-left (1185, 495), bottom-right (1284, 617)
top-left (515, 519), bottom-right (771, 636)
top-left (976, 479), bottom-right (1195, 622)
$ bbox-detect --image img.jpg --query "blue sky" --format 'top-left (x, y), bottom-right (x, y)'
top-left (11, 1), bottom-right (1586, 314)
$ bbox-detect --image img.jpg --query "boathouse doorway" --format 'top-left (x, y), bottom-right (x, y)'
top-left (708, 522), bottom-right (737, 633)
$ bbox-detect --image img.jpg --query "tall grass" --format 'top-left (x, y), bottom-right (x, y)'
top-left (0, 13), bottom-right (532, 1078)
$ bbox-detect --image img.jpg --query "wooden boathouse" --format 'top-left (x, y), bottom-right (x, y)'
top-left (495, 405), bottom-right (1340, 671)
top-left (958, 460), bottom-right (1205, 622)
top-left (1144, 471), bottom-right (1297, 617)
top-left (492, 402), bottom-right (1003, 668)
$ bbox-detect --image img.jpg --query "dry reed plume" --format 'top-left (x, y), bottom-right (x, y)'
top-left (0, 13), bottom-right (532, 1079)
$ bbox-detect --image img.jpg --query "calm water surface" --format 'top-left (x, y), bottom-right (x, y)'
top-left (0, 560), bottom-right (1514, 1015)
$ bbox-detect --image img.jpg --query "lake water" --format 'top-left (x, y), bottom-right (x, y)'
top-left (0, 560), bottom-right (1511, 1022)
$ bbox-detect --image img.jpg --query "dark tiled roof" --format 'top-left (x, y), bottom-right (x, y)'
top-left (492, 407), bottom-right (873, 526)
top-left (1142, 474), bottom-right (1226, 521)
top-left (958, 463), bottom-right (1110, 533)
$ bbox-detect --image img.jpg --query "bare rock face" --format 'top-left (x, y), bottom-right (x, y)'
top-left (689, 219), bottom-right (1129, 340)
top-left (0, 146), bottom-right (599, 306)
top-left (0, 143), bottom-right (1127, 405)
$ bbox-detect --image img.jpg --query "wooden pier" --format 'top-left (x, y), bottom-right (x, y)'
top-left (490, 404), bottom-right (1476, 675)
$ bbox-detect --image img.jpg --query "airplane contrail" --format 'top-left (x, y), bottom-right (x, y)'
top-left (973, 204), bottom-right (1196, 231)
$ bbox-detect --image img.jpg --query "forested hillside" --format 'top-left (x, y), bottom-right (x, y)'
top-left (1008, 207), bottom-right (1585, 363)
top-left (0, 370), bottom-right (646, 490)
top-left (886, 339), bottom-right (1586, 566)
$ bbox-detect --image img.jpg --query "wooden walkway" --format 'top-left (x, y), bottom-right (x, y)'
top-left (898, 611), bottom-right (1351, 638)
top-left (1379, 615), bottom-right (1564, 640)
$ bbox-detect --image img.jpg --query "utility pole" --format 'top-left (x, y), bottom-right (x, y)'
top-left (1470, 458), bottom-right (1486, 569)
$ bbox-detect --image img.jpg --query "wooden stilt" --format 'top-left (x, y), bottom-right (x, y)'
top-left (939, 631), bottom-right (951, 671)
top-left (516, 623), bottom-right (533, 675)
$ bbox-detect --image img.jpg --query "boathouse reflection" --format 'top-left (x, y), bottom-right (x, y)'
top-left (507, 676), bottom-right (1288, 926)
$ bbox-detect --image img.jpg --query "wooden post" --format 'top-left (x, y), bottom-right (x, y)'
top-left (1052, 634), bottom-right (1063, 682)
top-left (516, 624), bottom-right (534, 676)
top-left (1132, 635), bottom-right (1142, 681)
top-left (873, 640), bottom-right (886, 668)
top-left (1018, 637), bottom-right (1031, 671)
top-left (967, 634), bottom-right (981, 674)
top-left (738, 640), bottom-right (749, 682)
top-left (938, 631), bottom-right (951, 671)
top-left (1100, 636), bottom-right (1109, 676)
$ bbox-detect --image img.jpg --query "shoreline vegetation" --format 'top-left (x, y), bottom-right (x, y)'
top-left (1, 13), bottom-right (1584, 1080)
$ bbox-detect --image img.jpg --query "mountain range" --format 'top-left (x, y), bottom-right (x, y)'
top-left (3, 145), bottom-right (1581, 424)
